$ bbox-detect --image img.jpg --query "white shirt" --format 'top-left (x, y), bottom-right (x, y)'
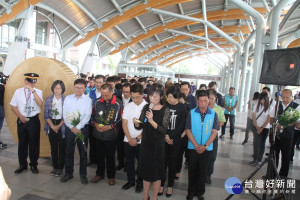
top-left (122, 100), bottom-right (147, 143)
top-left (52, 97), bottom-right (62, 119)
top-left (96, 90), bottom-right (101, 99)
top-left (253, 104), bottom-right (274, 128)
top-left (63, 94), bottom-right (92, 130)
top-left (247, 99), bottom-right (258, 118)
top-left (10, 87), bottom-right (43, 117)
top-left (122, 97), bottom-right (131, 107)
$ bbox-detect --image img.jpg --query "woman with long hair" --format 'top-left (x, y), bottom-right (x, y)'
top-left (44, 80), bottom-right (66, 176)
top-left (249, 92), bottom-right (273, 166)
top-left (134, 83), bottom-right (170, 200)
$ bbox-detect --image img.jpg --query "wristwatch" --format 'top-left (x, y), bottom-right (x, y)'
top-left (31, 90), bottom-right (36, 93)
top-left (204, 144), bottom-right (208, 149)
top-left (136, 137), bottom-right (141, 143)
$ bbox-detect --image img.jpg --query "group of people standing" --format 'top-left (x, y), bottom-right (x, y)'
top-left (242, 87), bottom-right (300, 179)
top-left (6, 72), bottom-right (300, 200)
top-left (7, 73), bottom-right (227, 200)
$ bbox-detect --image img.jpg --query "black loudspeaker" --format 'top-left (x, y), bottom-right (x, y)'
top-left (259, 47), bottom-right (300, 86)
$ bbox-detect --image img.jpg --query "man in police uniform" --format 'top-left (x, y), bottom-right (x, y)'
top-left (10, 73), bottom-right (43, 174)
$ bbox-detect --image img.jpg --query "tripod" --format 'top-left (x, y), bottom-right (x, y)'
top-left (226, 86), bottom-right (287, 200)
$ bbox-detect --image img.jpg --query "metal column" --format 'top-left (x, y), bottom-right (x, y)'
top-left (230, 0), bottom-right (266, 96)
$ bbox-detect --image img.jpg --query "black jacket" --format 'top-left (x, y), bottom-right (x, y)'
top-left (93, 95), bottom-right (123, 140)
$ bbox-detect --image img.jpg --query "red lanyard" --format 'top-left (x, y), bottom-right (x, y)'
top-left (24, 89), bottom-right (31, 105)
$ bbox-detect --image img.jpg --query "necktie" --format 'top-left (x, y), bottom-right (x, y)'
top-left (26, 89), bottom-right (31, 117)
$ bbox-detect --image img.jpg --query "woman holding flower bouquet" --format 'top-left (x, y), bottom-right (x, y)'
top-left (249, 92), bottom-right (273, 166)
top-left (44, 80), bottom-right (66, 177)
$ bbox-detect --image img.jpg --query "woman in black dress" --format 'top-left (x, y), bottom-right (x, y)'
top-left (134, 84), bottom-right (170, 200)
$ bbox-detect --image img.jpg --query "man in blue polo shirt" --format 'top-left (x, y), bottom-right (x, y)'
top-left (185, 90), bottom-right (219, 200)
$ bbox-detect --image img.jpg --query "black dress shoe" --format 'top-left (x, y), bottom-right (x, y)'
top-left (186, 195), bottom-right (193, 200)
top-left (135, 183), bottom-right (143, 193)
top-left (197, 195), bottom-right (205, 200)
top-left (80, 175), bottom-right (88, 185)
top-left (122, 182), bottom-right (135, 190)
top-left (31, 166), bottom-right (39, 174)
top-left (14, 166), bottom-right (28, 174)
top-left (60, 174), bottom-right (73, 183)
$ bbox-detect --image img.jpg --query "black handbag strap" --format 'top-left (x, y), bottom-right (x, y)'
top-left (256, 110), bottom-right (264, 121)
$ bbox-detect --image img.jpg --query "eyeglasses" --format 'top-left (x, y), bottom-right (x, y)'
top-left (75, 87), bottom-right (85, 90)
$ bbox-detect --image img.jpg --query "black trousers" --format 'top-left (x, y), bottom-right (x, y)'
top-left (116, 130), bottom-right (125, 167)
top-left (176, 135), bottom-right (188, 173)
top-left (188, 149), bottom-right (211, 196)
top-left (65, 126), bottom-right (88, 176)
top-left (221, 114), bottom-right (235, 136)
top-left (290, 129), bottom-right (300, 161)
top-left (96, 139), bottom-right (116, 178)
top-left (17, 115), bottom-right (40, 168)
top-left (48, 119), bottom-right (65, 170)
top-left (274, 135), bottom-right (293, 177)
top-left (88, 124), bottom-right (97, 163)
top-left (124, 142), bottom-right (142, 185)
top-left (162, 140), bottom-right (181, 187)
top-left (207, 137), bottom-right (218, 177)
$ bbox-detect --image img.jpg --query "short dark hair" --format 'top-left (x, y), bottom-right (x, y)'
top-left (166, 86), bottom-right (181, 99)
top-left (88, 77), bottom-right (95, 81)
top-left (51, 80), bottom-right (66, 94)
top-left (229, 87), bottom-right (235, 91)
top-left (101, 83), bottom-right (113, 92)
top-left (130, 79), bottom-right (137, 84)
top-left (131, 83), bottom-right (144, 95)
top-left (262, 87), bottom-right (270, 92)
top-left (208, 81), bottom-right (217, 88)
top-left (199, 84), bottom-right (207, 90)
top-left (253, 92), bottom-right (260, 100)
top-left (122, 82), bottom-right (131, 90)
top-left (180, 81), bottom-right (190, 88)
top-left (180, 93), bottom-right (186, 100)
top-left (106, 76), bottom-right (115, 83)
top-left (196, 90), bottom-right (209, 99)
top-left (74, 79), bottom-right (87, 87)
top-left (148, 83), bottom-right (166, 104)
top-left (95, 75), bottom-right (105, 82)
top-left (207, 89), bottom-right (217, 97)
top-left (138, 77), bottom-right (146, 83)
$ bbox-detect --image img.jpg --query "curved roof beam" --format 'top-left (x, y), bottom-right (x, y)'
top-left (110, 8), bottom-right (267, 55)
top-left (288, 38), bottom-right (300, 48)
top-left (72, 0), bottom-right (101, 27)
top-left (73, 0), bottom-right (192, 46)
top-left (167, 29), bottom-right (232, 59)
top-left (37, 3), bottom-right (84, 36)
top-left (166, 55), bottom-right (201, 68)
top-left (131, 25), bottom-right (249, 61)
top-left (0, 0), bottom-right (42, 26)
top-left (37, 11), bottom-right (63, 50)
top-left (146, 43), bottom-right (233, 64)
top-left (176, 41), bottom-right (228, 64)
top-left (0, 0), bottom-right (12, 13)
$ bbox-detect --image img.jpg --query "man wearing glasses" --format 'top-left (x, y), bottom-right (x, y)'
top-left (116, 83), bottom-right (132, 171)
top-left (60, 79), bottom-right (92, 185)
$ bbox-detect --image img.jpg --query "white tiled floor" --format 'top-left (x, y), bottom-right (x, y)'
top-left (0, 112), bottom-right (299, 200)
